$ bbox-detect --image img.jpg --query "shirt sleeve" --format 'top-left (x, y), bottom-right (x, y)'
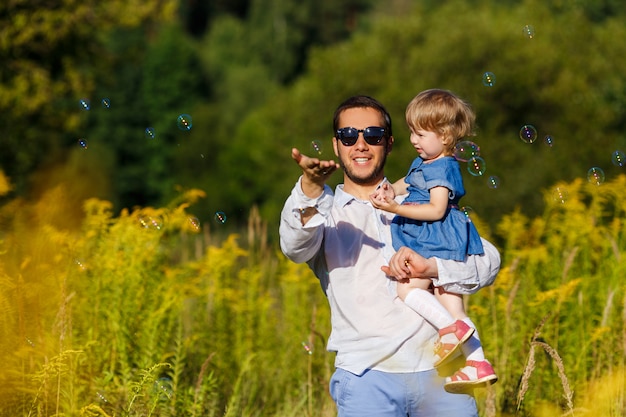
top-left (422, 158), bottom-right (464, 200)
top-left (434, 237), bottom-right (501, 288)
top-left (279, 176), bottom-right (334, 264)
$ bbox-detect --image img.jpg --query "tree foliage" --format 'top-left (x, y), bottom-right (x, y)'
top-left (2, 0), bottom-right (626, 236)
top-left (186, 0), bottom-right (626, 237)
top-left (0, 0), bottom-right (178, 196)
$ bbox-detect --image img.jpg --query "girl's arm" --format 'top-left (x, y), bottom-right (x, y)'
top-left (392, 186), bottom-right (450, 221)
top-left (369, 177), bottom-right (409, 211)
top-left (390, 176), bottom-right (409, 196)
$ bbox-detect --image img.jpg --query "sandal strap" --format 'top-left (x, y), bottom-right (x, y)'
top-left (449, 369), bottom-right (471, 382)
top-left (434, 342), bottom-right (457, 358)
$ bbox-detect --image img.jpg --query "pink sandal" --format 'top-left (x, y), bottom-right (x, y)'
top-left (433, 320), bottom-right (474, 368)
top-left (444, 360), bottom-right (498, 394)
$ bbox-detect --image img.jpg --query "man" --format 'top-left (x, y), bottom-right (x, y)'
top-left (279, 95), bottom-right (500, 416)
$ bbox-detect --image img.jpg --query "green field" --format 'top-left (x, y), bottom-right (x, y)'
top-left (0, 172), bottom-right (625, 416)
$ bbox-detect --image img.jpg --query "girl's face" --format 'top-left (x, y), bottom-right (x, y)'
top-left (409, 128), bottom-right (445, 161)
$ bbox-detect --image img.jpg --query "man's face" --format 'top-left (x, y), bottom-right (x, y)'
top-left (333, 107), bottom-right (393, 191)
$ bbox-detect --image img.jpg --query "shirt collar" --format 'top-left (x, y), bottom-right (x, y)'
top-left (334, 178), bottom-right (390, 207)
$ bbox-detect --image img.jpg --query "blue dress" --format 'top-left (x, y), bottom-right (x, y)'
top-left (390, 156), bottom-right (484, 261)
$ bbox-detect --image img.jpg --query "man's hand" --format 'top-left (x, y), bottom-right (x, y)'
top-left (291, 148), bottom-right (338, 198)
top-left (382, 246), bottom-right (438, 280)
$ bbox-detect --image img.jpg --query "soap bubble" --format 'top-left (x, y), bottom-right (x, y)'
top-left (188, 216), bottom-right (201, 232)
top-left (543, 135), bottom-right (554, 147)
top-left (482, 72), bottom-right (496, 87)
top-left (587, 167), bottom-right (605, 185)
top-left (552, 187), bottom-right (569, 204)
top-left (177, 114), bottom-right (192, 131)
top-left (611, 150), bottom-right (625, 167)
top-left (74, 259), bottom-right (87, 272)
top-left (454, 140), bottom-right (480, 162)
top-left (78, 138), bottom-right (88, 149)
top-left (460, 206), bottom-right (474, 222)
top-left (487, 175), bottom-right (500, 189)
top-left (523, 24), bottom-right (535, 39)
top-left (301, 341), bottom-right (313, 355)
top-left (79, 98), bottom-right (90, 111)
top-left (139, 216), bottom-right (163, 230)
top-left (96, 391), bottom-right (109, 404)
top-left (310, 140), bottom-right (323, 155)
top-left (145, 127), bottom-right (156, 139)
top-left (153, 377), bottom-right (173, 399)
top-left (467, 156), bottom-right (486, 176)
top-left (101, 98), bottom-right (111, 108)
top-left (519, 125), bottom-right (538, 143)
top-left (214, 211), bottom-right (227, 224)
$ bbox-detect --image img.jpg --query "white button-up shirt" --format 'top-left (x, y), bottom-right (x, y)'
top-left (279, 176), bottom-right (500, 375)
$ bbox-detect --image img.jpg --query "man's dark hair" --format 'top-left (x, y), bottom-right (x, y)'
top-left (333, 95), bottom-right (393, 138)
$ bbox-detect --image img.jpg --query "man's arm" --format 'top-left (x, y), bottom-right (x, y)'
top-left (381, 246), bottom-right (438, 279)
top-left (279, 148), bottom-right (336, 263)
top-left (382, 238), bottom-right (501, 287)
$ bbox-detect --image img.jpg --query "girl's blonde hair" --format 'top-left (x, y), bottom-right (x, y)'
top-left (405, 89), bottom-right (476, 155)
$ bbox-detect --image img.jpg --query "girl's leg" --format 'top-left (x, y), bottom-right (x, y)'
top-left (434, 290), bottom-right (484, 361)
top-left (399, 279), bottom-right (454, 330)
top-left (400, 281), bottom-right (473, 367)
top-left (435, 288), bottom-right (497, 392)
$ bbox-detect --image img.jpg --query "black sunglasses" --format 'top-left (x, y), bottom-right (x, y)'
top-left (335, 126), bottom-right (387, 146)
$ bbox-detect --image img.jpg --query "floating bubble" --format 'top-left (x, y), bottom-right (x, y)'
top-left (78, 138), bottom-right (88, 149)
top-left (519, 125), bottom-right (538, 144)
top-left (552, 187), bottom-right (569, 204)
top-left (460, 206), bottom-right (474, 222)
top-left (145, 127), bottom-right (156, 139)
top-left (214, 211), bottom-right (227, 224)
top-left (611, 150), bottom-right (625, 167)
top-left (96, 391), bottom-right (109, 404)
top-left (487, 175), bottom-right (500, 189)
top-left (310, 140), bottom-right (323, 155)
top-left (454, 140), bottom-right (480, 162)
top-left (26, 337), bottom-right (35, 347)
top-left (153, 377), bottom-right (173, 399)
top-left (482, 72), bottom-right (496, 87)
top-left (188, 216), bottom-right (201, 232)
top-left (139, 216), bottom-right (163, 230)
top-left (523, 24), bottom-right (535, 39)
top-left (74, 259), bottom-right (87, 272)
top-left (177, 113), bottom-right (192, 131)
top-left (544, 135), bottom-right (554, 147)
top-left (301, 341), bottom-right (313, 355)
top-left (587, 167), bottom-right (605, 185)
top-left (467, 156), bottom-right (486, 176)
top-left (79, 98), bottom-right (90, 111)
top-left (101, 98), bottom-right (111, 108)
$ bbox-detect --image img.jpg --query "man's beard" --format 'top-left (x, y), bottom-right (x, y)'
top-left (338, 148), bottom-right (388, 185)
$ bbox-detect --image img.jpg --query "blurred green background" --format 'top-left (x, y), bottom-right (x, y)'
top-left (2, 0), bottom-right (626, 240)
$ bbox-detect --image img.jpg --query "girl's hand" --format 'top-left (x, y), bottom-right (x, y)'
top-left (370, 182), bottom-right (398, 211)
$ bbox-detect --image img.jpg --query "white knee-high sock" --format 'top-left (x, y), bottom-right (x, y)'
top-left (403, 288), bottom-right (455, 330)
top-left (460, 317), bottom-right (486, 361)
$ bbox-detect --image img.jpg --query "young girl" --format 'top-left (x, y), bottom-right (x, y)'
top-left (370, 89), bottom-right (497, 393)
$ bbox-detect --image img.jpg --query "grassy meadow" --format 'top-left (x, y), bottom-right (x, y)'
top-left (0, 171), bottom-right (625, 416)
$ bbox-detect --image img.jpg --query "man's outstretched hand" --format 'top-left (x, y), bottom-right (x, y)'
top-left (291, 147), bottom-right (338, 198)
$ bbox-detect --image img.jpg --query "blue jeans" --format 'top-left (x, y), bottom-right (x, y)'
top-left (330, 368), bottom-right (478, 417)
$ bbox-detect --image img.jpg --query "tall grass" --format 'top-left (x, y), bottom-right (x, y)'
top-left (0, 173), bottom-right (625, 416)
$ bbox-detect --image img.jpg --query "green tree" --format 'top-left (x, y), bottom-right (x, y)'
top-left (84, 24), bottom-right (206, 209)
top-left (186, 0), bottom-right (626, 238)
top-left (0, 0), bottom-right (177, 197)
